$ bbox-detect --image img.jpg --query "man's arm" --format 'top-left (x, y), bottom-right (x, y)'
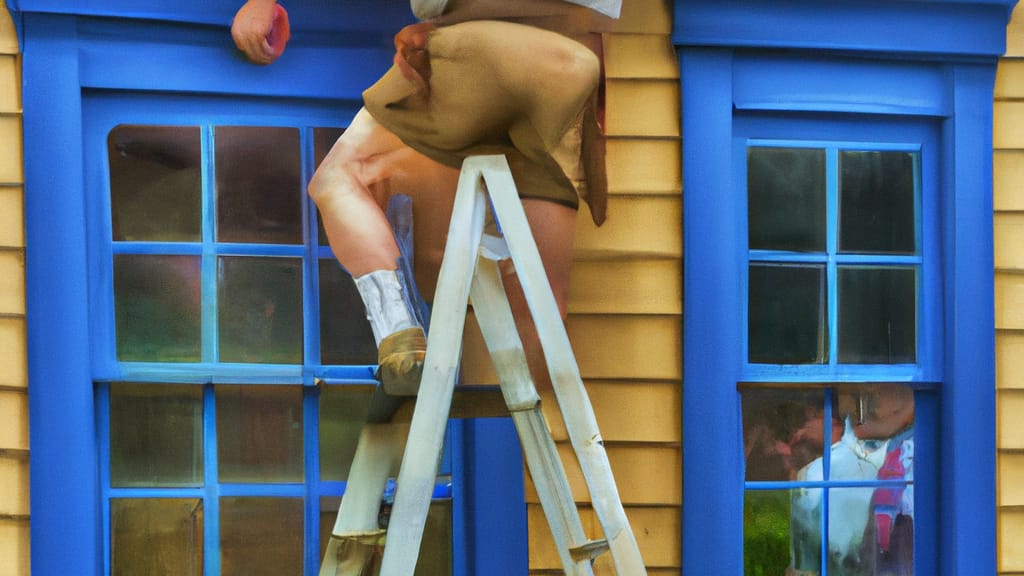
top-left (232, 0), bottom-right (290, 64)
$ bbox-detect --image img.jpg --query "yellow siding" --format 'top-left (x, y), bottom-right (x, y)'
top-left (0, 2), bottom-right (28, 576)
top-left (995, 150), bottom-right (1024, 212)
top-left (1002, 509), bottom-right (1024, 573)
top-left (527, 505), bottom-right (680, 571)
top-left (997, 4), bottom-right (1024, 572)
top-left (460, 1), bottom-right (684, 571)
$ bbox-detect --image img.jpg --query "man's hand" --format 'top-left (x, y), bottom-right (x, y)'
top-left (232, 0), bottom-right (290, 65)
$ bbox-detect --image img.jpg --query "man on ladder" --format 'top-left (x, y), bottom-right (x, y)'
top-left (232, 0), bottom-right (641, 573)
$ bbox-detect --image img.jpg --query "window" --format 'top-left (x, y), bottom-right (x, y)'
top-left (21, 11), bottom-right (528, 576)
top-left (676, 19), bottom-right (1001, 568)
top-left (747, 144), bottom-right (920, 367)
top-left (95, 119), bottom-right (451, 575)
top-left (734, 123), bottom-right (939, 575)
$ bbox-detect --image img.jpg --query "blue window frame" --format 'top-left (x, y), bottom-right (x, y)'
top-left (18, 7), bottom-right (527, 575)
top-left (676, 1), bottom-right (1014, 573)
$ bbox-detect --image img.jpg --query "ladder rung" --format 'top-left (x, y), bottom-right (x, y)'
top-left (570, 539), bottom-right (610, 563)
top-left (329, 528), bottom-right (387, 546)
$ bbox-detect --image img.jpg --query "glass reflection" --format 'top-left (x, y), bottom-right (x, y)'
top-left (838, 267), bottom-right (917, 364)
top-left (319, 260), bottom-right (377, 366)
top-left (745, 489), bottom-right (809, 576)
top-left (216, 385), bottom-right (304, 484)
top-left (839, 151), bottom-right (917, 255)
top-left (742, 387), bottom-right (829, 482)
top-left (319, 385), bottom-right (375, 481)
top-left (748, 147), bottom-right (827, 252)
top-left (115, 254), bottom-right (202, 362)
top-left (109, 384), bottom-right (203, 487)
top-left (111, 498), bottom-right (203, 576)
top-left (215, 126), bottom-right (303, 244)
top-left (314, 128), bottom-right (346, 247)
top-left (217, 256), bottom-right (303, 364)
top-left (743, 384), bottom-right (916, 576)
top-left (220, 497), bottom-right (304, 576)
top-left (748, 264), bottom-right (828, 364)
top-left (108, 125), bottom-right (202, 242)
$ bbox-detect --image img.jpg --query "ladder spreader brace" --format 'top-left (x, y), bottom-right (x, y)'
top-left (320, 155), bottom-right (647, 576)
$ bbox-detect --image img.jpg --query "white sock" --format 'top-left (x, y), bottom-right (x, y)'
top-left (353, 269), bottom-right (418, 346)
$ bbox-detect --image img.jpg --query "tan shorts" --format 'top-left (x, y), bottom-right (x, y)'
top-left (363, 19), bottom-right (601, 210)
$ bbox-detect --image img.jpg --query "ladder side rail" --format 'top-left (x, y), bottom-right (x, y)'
top-left (475, 155), bottom-right (647, 573)
top-left (470, 254), bottom-right (596, 576)
top-left (321, 422), bottom-right (410, 576)
top-left (378, 163), bottom-right (491, 576)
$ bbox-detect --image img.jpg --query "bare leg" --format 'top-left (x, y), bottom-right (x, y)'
top-left (500, 199), bottom-right (577, 394)
top-left (310, 110), bottom-right (577, 395)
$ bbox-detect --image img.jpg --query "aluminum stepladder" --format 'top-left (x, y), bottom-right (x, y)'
top-left (320, 155), bottom-right (647, 576)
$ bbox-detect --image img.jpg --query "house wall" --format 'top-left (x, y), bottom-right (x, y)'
top-left (460, 1), bottom-right (682, 573)
top-left (997, 3), bottom-right (1024, 574)
top-left (0, 2), bottom-right (29, 576)
top-left (11, 1), bottom-right (1016, 574)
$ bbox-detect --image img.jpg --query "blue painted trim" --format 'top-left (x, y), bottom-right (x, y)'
top-left (9, 0), bottom-right (414, 33)
top-left (939, 62), bottom-right (998, 576)
top-left (454, 418), bottom-right (527, 576)
top-left (22, 14), bottom-right (104, 576)
top-left (734, 55), bottom-right (951, 117)
top-left (303, 385), bottom-right (322, 575)
top-left (96, 383), bottom-right (113, 576)
top-left (202, 384), bottom-right (221, 576)
top-left (675, 0), bottom-right (1015, 58)
top-left (681, 47), bottom-right (745, 576)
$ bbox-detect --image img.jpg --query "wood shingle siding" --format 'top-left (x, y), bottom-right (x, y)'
top-left (996, 3), bottom-right (1024, 573)
top-left (546, 0), bottom-right (681, 571)
top-left (0, 2), bottom-right (29, 575)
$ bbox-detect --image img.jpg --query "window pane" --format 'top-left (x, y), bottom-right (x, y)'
top-left (743, 385), bottom-right (917, 576)
top-left (748, 147), bottom-right (826, 252)
top-left (110, 384), bottom-right (203, 487)
top-left (112, 498), bottom-right (203, 576)
top-left (215, 126), bottom-right (302, 244)
top-left (838, 267), bottom-right (916, 364)
top-left (314, 127), bottom-right (345, 247)
top-left (742, 388), bottom-right (829, 482)
top-left (216, 385), bottom-right (304, 483)
top-left (319, 385), bottom-right (375, 481)
top-left (745, 489), bottom-right (806, 576)
top-left (114, 254), bottom-right (202, 362)
top-left (218, 256), bottom-right (303, 364)
top-left (828, 484), bottom-right (914, 574)
top-left (749, 264), bottom-right (827, 364)
top-left (319, 497), bottom-right (452, 575)
top-left (220, 497), bottom-right (304, 576)
top-left (108, 125), bottom-right (202, 242)
top-left (840, 150), bottom-right (917, 254)
top-left (319, 260), bottom-right (377, 366)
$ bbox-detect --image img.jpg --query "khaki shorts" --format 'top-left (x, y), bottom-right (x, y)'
top-left (363, 19), bottom-right (601, 210)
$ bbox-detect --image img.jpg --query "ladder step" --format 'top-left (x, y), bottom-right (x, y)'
top-left (570, 539), bottom-right (610, 563)
top-left (329, 528), bottom-right (387, 546)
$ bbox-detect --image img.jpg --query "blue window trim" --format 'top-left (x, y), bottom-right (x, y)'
top-left (676, 1), bottom-right (1013, 574)
top-left (19, 7), bottom-right (526, 576)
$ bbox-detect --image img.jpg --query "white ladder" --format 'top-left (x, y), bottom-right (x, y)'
top-left (320, 155), bottom-right (647, 576)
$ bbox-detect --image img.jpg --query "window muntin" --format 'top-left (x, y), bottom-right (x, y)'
top-left (747, 142), bottom-right (921, 369)
top-left (100, 123), bottom-right (452, 575)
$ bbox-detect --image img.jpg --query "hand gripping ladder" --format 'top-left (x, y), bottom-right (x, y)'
top-left (320, 155), bottom-right (647, 575)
